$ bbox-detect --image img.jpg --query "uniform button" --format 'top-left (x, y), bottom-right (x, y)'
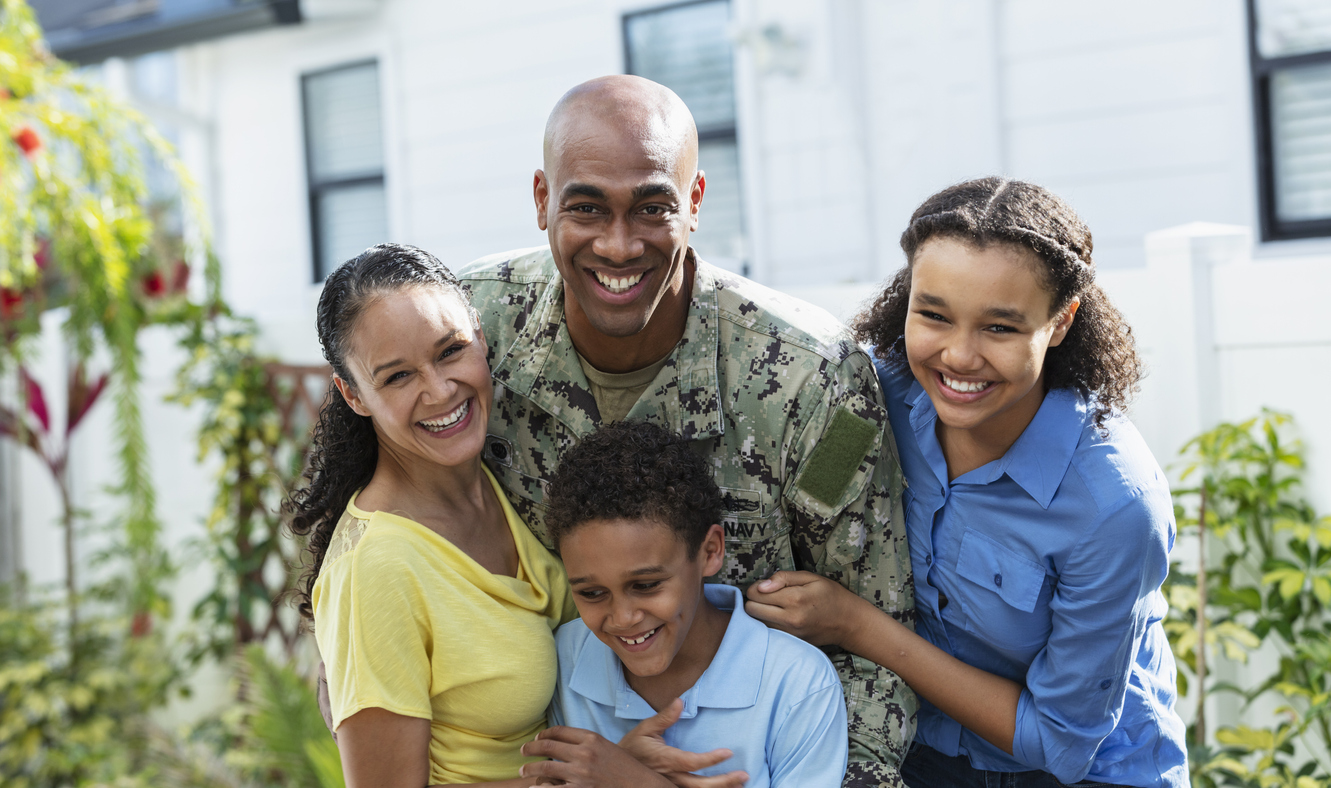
top-left (1100, 679), bottom-right (1112, 690)
top-left (925, 555), bottom-right (932, 566)
top-left (993, 573), bottom-right (1003, 588)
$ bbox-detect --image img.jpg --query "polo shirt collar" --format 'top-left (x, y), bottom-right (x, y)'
top-left (566, 583), bottom-right (767, 720)
top-left (489, 248), bottom-right (723, 442)
top-left (904, 380), bottom-right (1083, 509)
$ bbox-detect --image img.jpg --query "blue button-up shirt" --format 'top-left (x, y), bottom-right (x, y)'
top-left (550, 584), bottom-right (848, 788)
top-left (877, 362), bottom-right (1187, 787)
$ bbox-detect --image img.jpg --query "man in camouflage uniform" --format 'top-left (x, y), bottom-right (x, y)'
top-left (460, 75), bottom-right (917, 786)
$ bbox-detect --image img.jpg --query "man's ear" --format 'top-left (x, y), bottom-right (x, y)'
top-left (698, 523), bottom-right (725, 577)
top-left (688, 170), bottom-right (706, 233)
top-left (1047, 296), bottom-right (1081, 348)
top-left (333, 374), bottom-right (372, 418)
top-left (534, 169), bottom-right (550, 231)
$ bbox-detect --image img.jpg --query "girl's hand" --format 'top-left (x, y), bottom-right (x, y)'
top-left (743, 570), bottom-right (866, 648)
top-left (619, 699), bottom-right (747, 787)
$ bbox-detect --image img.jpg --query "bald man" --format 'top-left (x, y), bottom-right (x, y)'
top-left (460, 76), bottom-right (917, 786)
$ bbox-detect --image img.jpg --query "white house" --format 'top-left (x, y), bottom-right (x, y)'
top-left (5, 0), bottom-right (1331, 731)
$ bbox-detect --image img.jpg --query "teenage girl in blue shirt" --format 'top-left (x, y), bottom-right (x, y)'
top-left (744, 177), bottom-right (1188, 787)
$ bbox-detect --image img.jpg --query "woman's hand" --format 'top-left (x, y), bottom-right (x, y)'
top-left (743, 570), bottom-right (868, 648)
top-left (619, 699), bottom-right (747, 788)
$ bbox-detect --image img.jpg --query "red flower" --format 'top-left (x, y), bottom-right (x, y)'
top-left (143, 270), bottom-right (165, 297)
top-left (12, 125), bottom-right (41, 157)
top-left (33, 237), bottom-right (50, 270)
top-left (0, 287), bottom-right (22, 320)
top-left (170, 260), bottom-right (189, 293)
top-left (131, 610), bottom-right (152, 638)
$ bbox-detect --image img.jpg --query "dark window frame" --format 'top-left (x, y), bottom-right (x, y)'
top-left (622, 0), bottom-right (747, 272)
top-left (622, 0), bottom-right (737, 144)
top-left (300, 58), bottom-right (385, 282)
top-left (1247, 0), bottom-right (1331, 242)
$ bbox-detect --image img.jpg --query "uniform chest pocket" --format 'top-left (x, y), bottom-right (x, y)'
top-left (955, 529), bottom-right (1051, 655)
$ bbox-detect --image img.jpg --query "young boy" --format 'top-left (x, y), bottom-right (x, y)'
top-left (539, 420), bottom-right (849, 787)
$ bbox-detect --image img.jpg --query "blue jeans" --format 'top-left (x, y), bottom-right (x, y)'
top-left (901, 742), bottom-right (1130, 788)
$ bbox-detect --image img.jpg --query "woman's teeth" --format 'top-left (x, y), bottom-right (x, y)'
top-left (941, 374), bottom-right (992, 394)
top-left (618, 627), bottom-right (657, 646)
top-left (595, 271), bottom-right (644, 294)
top-left (419, 399), bottom-right (470, 432)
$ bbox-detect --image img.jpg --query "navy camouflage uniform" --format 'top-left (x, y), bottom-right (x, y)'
top-left (459, 246), bottom-right (917, 787)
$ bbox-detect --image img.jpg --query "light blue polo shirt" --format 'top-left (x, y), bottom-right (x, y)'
top-left (550, 584), bottom-right (848, 788)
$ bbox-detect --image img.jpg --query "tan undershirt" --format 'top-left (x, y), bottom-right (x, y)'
top-left (576, 352), bottom-right (672, 424)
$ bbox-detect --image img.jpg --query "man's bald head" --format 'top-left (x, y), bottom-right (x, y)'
top-left (543, 75), bottom-right (699, 185)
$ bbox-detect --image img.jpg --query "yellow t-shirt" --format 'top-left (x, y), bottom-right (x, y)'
top-left (312, 466), bottom-right (575, 784)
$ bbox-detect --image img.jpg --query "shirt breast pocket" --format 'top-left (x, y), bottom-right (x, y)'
top-left (955, 529), bottom-right (1051, 656)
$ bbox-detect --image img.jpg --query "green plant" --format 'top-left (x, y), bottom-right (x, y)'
top-left (0, 0), bottom-right (217, 619)
top-left (1167, 410), bottom-right (1331, 786)
top-left (169, 315), bottom-right (323, 662)
top-left (0, 589), bottom-right (183, 788)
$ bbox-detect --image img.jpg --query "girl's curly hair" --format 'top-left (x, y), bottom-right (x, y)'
top-left (545, 420), bottom-right (722, 554)
top-left (287, 243), bottom-right (470, 620)
top-left (850, 177), bottom-right (1142, 428)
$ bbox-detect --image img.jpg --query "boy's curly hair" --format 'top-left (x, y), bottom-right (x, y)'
top-left (545, 420), bottom-right (722, 553)
top-left (851, 176), bottom-right (1142, 428)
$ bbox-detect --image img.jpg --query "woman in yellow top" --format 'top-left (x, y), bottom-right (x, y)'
top-left (288, 244), bottom-right (707, 787)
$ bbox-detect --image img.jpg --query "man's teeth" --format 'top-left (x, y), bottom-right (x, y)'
top-left (419, 399), bottom-right (470, 431)
top-left (595, 271), bottom-right (644, 294)
top-left (618, 627), bottom-right (657, 646)
top-left (942, 375), bottom-right (991, 394)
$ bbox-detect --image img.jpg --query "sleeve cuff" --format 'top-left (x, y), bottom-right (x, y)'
top-left (1012, 688), bottom-right (1045, 771)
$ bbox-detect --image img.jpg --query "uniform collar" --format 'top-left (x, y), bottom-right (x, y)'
top-left (489, 248), bottom-right (724, 442)
top-left (567, 584), bottom-right (767, 719)
top-left (905, 380), bottom-right (1083, 509)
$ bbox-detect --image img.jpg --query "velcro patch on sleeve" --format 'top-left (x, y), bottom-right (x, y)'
top-left (796, 406), bottom-right (878, 508)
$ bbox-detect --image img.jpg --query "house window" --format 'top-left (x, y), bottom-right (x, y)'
top-left (302, 60), bottom-right (387, 281)
top-left (624, 0), bottom-right (747, 274)
top-left (1250, 0), bottom-right (1331, 241)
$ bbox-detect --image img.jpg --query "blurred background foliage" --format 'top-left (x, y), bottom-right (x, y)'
top-left (1168, 411), bottom-right (1331, 787)
top-left (0, 1), bottom-right (337, 785)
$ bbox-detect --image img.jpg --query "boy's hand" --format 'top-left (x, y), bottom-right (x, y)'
top-left (520, 727), bottom-right (673, 787)
top-left (744, 570), bottom-right (866, 648)
top-left (620, 699), bottom-right (747, 787)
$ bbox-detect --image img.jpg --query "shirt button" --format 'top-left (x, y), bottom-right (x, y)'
top-left (993, 573), bottom-right (1003, 588)
top-left (1100, 679), bottom-right (1112, 690)
top-left (925, 555), bottom-right (932, 566)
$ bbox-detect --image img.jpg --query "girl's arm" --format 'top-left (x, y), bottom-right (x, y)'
top-left (337, 707), bottom-right (540, 788)
top-left (744, 572), bottom-right (1021, 754)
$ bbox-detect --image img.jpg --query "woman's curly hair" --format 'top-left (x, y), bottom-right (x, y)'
top-left (850, 177), bottom-right (1142, 428)
top-left (287, 243), bottom-right (470, 620)
top-left (545, 420), bottom-right (722, 554)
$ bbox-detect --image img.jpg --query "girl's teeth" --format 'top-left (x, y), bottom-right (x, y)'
top-left (595, 271), bottom-right (644, 294)
top-left (419, 399), bottom-right (470, 431)
top-left (619, 627), bottom-right (657, 645)
top-left (942, 375), bottom-right (991, 394)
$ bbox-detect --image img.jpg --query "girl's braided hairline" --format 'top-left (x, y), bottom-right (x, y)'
top-left (850, 176), bottom-right (1142, 430)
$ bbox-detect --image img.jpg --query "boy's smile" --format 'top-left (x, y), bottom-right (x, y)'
top-left (561, 519), bottom-right (729, 709)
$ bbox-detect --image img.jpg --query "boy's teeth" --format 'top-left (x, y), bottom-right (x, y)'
top-left (619, 627), bottom-right (657, 646)
top-left (419, 399), bottom-right (470, 431)
top-left (942, 375), bottom-right (991, 394)
top-left (594, 271), bottom-right (644, 294)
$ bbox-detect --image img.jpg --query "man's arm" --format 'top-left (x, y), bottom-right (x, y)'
top-left (780, 353), bottom-right (918, 788)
